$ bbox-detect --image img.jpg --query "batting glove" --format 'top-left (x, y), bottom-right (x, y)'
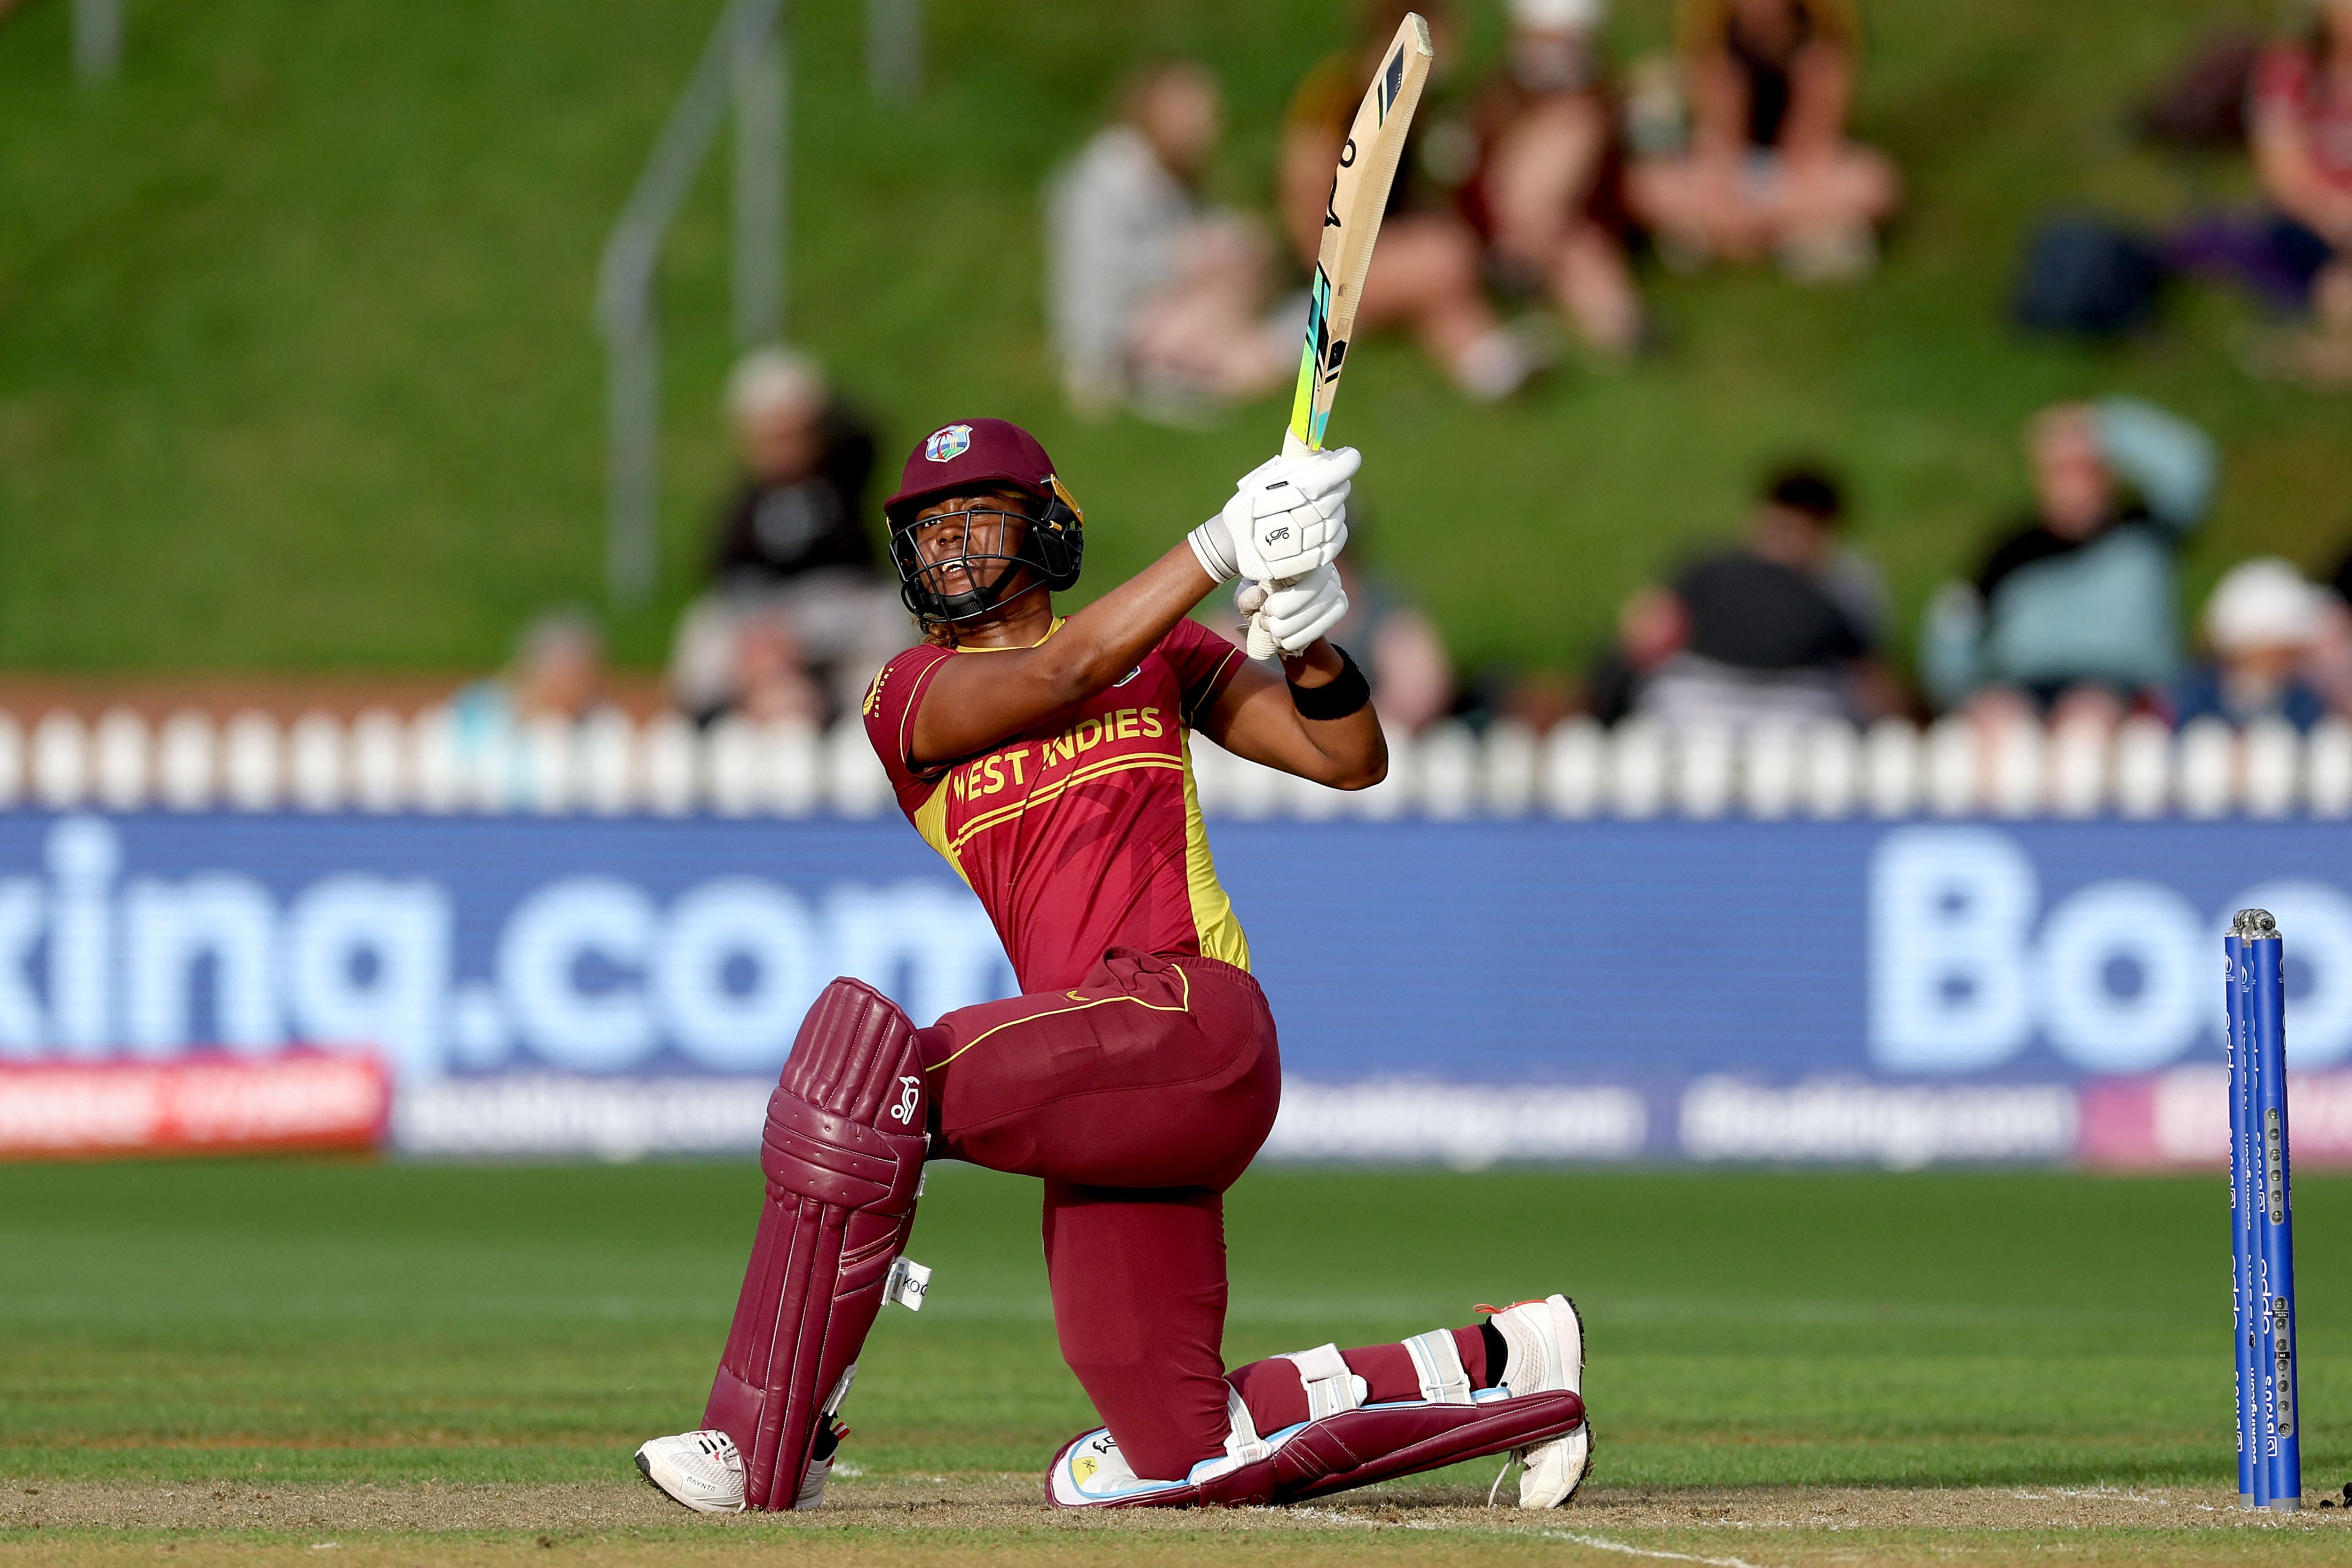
top-left (1224, 447), bottom-right (1358, 586)
top-left (1240, 563), bottom-right (1348, 657)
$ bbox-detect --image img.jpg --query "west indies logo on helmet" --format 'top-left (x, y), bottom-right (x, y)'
top-left (884, 417), bottom-right (1084, 627)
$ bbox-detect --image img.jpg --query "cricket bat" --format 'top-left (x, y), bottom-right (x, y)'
top-left (1248, 11), bottom-right (1435, 660)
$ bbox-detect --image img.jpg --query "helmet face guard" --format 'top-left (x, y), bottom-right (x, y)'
top-left (888, 478), bottom-right (1084, 628)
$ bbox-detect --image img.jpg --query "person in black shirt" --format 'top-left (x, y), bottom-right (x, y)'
top-left (708, 369), bottom-right (877, 586)
top-left (1593, 465), bottom-right (1898, 727)
top-left (669, 350), bottom-right (912, 724)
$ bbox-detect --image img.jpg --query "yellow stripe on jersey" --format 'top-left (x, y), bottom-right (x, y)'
top-left (945, 752), bottom-right (1186, 856)
top-left (1179, 732), bottom-right (1250, 971)
top-left (912, 777), bottom-right (969, 885)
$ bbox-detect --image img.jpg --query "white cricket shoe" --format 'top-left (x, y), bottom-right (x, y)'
top-left (635, 1429), bottom-right (747, 1513)
top-left (1486, 1294), bottom-right (1590, 1507)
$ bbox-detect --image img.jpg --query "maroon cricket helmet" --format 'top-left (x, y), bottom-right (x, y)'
top-left (882, 418), bottom-right (1085, 623)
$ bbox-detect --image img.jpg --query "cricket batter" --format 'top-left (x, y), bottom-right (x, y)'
top-left (636, 418), bottom-right (1588, 1511)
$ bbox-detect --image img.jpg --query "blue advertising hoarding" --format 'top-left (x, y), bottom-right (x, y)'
top-left (0, 810), bottom-right (2348, 1163)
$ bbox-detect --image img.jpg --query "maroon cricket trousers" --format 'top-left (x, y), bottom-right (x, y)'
top-left (917, 946), bottom-right (1495, 1482)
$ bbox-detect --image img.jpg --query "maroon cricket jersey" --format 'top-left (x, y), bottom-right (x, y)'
top-left (862, 617), bottom-right (1250, 994)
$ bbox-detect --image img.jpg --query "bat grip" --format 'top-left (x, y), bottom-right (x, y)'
top-left (1253, 433), bottom-right (1314, 657)
top-left (1247, 612), bottom-right (1280, 661)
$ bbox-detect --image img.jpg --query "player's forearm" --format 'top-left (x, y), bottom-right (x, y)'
top-left (1201, 649), bottom-right (1384, 789)
top-left (1278, 642), bottom-right (1389, 789)
top-left (1025, 544), bottom-right (1219, 706)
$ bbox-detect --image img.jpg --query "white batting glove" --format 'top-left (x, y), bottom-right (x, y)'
top-left (1224, 447), bottom-right (1358, 586)
top-left (1247, 562), bottom-right (1348, 656)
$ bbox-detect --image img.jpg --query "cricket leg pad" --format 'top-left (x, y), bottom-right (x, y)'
top-left (701, 978), bottom-right (931, 1509)
top-left (1045, 1384), bottom-right (1584, 1509)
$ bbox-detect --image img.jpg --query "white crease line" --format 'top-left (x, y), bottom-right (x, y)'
top-left (1282, 1505), bottom-right (1782, 1568)
top-left (1537, 1533), bottom-right (1777, 1568)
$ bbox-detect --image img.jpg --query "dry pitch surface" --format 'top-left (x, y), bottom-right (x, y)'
top-left (8, 1477), bottom-right (2352, 1566)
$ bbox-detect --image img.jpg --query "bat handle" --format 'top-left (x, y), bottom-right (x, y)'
top-left (1247, 613), bottom-right (1279, 661)
top-left (1250, 434), bottom-right (1314, 657)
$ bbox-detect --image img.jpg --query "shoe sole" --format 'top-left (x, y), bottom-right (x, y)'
top-left (1554, 1294), bottom-right (1586, 1393)
top-left (1522, 1419), bottom-right (1594, 1508)
top-left (1526, 1294), bottom-right (1591, 1508)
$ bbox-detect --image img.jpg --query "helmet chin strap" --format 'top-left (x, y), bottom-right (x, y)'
top-left (914, 557), bottom-right (1048, 629)
top-left (930, 573), bottom-right (1046, 627)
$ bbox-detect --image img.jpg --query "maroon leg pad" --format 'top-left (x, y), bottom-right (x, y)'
top-left (1045, 1389), bottom-right (1585, 1510)
top-left (701, 978), bottom-right (927, 1510)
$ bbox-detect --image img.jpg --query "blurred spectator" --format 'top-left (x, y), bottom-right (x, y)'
top-left (2173, 558), bottom-right (2333, 730)
top-left (2247, 0), bottom-right (2352, 385)
top-left (453, 611), bottom-right (611, 733)
top-left (1626, 0), bottom-right (1901, 282)
top-left (726, 616), bottom-right (827, 727)
top-left (1596, 465), bottom-right (1897, 728)
top-left (1282, 0), bottom-right (1543, 401)
top-left (1919, 398), bottom-right (2217, 726)
top-left (1045, 62), bottom-right (1293, 420)
top-left (669, 349), bottom-right (910, 724)
top-left (1327, 554), bottom-right (1456, 732)
top-left (1467, 0), bottom-right (1645, 357)
top-left (2137, 31), bottom-right (2261, 149)
top-left (445, 612), bottom-right (616, 804)
top-left (2302, 531), bottom-right (2352, 714)
top-left (707, 348), bottom-right (876, 587)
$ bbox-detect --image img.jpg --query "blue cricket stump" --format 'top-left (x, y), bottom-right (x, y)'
top-left (2231, 908), bottom-right (2301, 1512)
top-left (2227, 925), bottom-right (2258, 1508)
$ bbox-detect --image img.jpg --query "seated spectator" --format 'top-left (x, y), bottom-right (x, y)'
top-left (1610, 465), bottom-right (1898, 728)
top-left (727, 617), bottom-right (827, 727)
top-left (1583, 580), bottom-right (1690, 724)
top-left (2248, 0), bottom-right (2352, 385)
top-left (1045, 62), bottom-right (1293, 419)
top-left (1282, 0), bottom-right (1543, 400)
top-left (2174, 558), bottom-right (2333, 730)
top-left (1626, 0), bottom-right (1900, 282)
top-left (453, 611), bottom-right (611, 733)
top-left (1468, 0), bottom-right (1645, 357)
top-left (669, 349), bottom-right (910, 724)
top-left (447, 611), bottom-right (618, 804)
top-left (1919, 398), bottom-right (2217, 728)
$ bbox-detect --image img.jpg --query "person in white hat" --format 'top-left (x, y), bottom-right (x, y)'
top-left (2173, 557), bottom-right (2336, 729)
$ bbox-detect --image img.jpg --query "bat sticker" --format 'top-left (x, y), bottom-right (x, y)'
top-left (1325, 142), bottom-right (1355, 229)
top-left (1379, 46), bottom-right (1404, 119)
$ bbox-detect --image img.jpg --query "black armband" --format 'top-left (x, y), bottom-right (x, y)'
top-left (1287, 645), bottom-right (1371, 722)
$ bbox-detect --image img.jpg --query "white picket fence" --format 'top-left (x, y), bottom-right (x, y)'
top-left (0, 707), bottom-right (2346, 820)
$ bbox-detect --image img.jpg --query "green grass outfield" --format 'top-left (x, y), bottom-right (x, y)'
top-left (2, 0), bottom-right (2347, 678)
top-left (0, 1157), bottom-right (2343, 1488)
top-left (8, 1158), bottom-right (2352, 1562)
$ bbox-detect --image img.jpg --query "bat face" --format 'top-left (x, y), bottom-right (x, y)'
top-left (1287, 15), bottom-right (1434, 456)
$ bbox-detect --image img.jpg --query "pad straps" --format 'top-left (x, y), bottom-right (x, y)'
top-left (1223, 1384), bottom-right (1270, 1465)
top-left (1278, 1343), bottom-right (1369, 1421)
top-left (1400, 1329), bottom-right (1474, 1406)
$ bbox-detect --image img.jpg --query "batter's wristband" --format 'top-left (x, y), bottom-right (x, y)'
top-left (1287, 646), bottom-right (1370, 721)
